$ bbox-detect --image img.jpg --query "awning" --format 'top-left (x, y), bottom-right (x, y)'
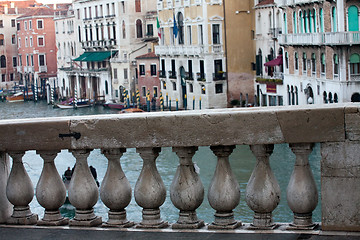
top-left (73, 51), bottom-right (118, 62)
top-left (264, 55), bottom-right (283, 67)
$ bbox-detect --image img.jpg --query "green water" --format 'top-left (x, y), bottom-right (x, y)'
top-left (0, 101), bottom-right (321, 224)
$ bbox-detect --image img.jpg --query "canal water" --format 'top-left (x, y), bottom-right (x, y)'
top-left (0, 101), bottom-right (321, 224)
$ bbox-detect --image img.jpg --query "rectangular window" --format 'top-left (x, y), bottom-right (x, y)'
top-left (162, 81), bottom-right (166, 89)
top-left (10, 73), bottom-right (13, 81)
top-left (1, 74), bottom-right (5, 82)
top-left (25, 37), bottom-right (28, 47)
top-left (95, 6), bottom-right (98, 17)
top-left (121, 1), bottom-right (125, 13)
top-left (215, 83), bottom-right (223, 94)
top-left (18, 55), bottom-right (22, 66)
top-left (39, 55), bottom-right (45, 66)
top-left (38, 36), bottom-right (44, 46)
top-left (198, 25), bottom-right (203, 45)
top-left (147, 24), bottom-right (153, 36)
top-left (170, 27), bottom-right (174, 44)
top-left (172, 82), bottom-right (177, 91)
top-left (153, 87), bottom-right (158, 98)
top-left (11, 19), bottom-right (15, 27)
top-left (37, 19), bottom-right (43, 29)
top-left (212, 24), bottom-right (220, 44)
top-left (142, 86), bottom-right (146, 97)
top-left (77, 9), bottom-right (80, 19)
top-left (113, 68), bottom-right (118, 79)
top-left (139, 65), bottom-right (145, 75)
top-left (89, 7), bottom-right (92, 18)
top-left (26, 55), bottom-right (29, 66)
top-left (150, 64), bottom-right (157, 76)
top-left (135, 0), bottom-right (141, 12)
top-left (31, 55), bottom-right (34, 66)
top-left (17, 22), bottom-right (20, 31)
top-left (24, 21), bottom-right (27, 30)
top-left (11, 35), bottom-right (15, 44)
top-left (187, 26), bottom-right (192, 44)
top-left (0, 36), bottom-right (3, 46)
top-left (30, 37), bottom-right (33, 47)
top-left (18, 38), bottom-right (21, 48)
top-left (12, 57), bottom-right (17, 67)
top-left (29, 20), bottom-right (32, 30)
top-left (124, 68), bottom-right (128, 79)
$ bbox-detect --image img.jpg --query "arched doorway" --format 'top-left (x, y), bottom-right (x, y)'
top-left (351, 93), bottom-right (360, 102)
top-left (179, 66), bottom-right (186, 108)
top-left (306, 86), bottom-right (314, 104)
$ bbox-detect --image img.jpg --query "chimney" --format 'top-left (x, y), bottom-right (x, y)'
top-left (53, 3), bottom-right (57, 10)
top-left (4, 6), bottom-right (7, 14)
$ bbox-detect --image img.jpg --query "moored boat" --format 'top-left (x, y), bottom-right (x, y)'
top-left (103, 100), bottom-right (126, 110)
top-left (56, 99), bottom-right (92, 109)
top-left (7, 91), bottom-right (33, 102)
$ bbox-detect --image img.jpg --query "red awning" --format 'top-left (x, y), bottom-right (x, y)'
top-left (264, 55), bottom-right (283, 67)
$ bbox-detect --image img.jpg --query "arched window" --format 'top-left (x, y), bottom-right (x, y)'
top-left (311, 53), bottom-right (316, 75)
top-left (323, 91), bottom-right (328, 103)
top-left (177, 12), bottom-right (184, 45)
top-left (287, 85), bottom-right (291, 105)
top-left (328, 92), bottom-right (333, 103)
top-left (285, 52), bottom-right (289, 69)
top-left (333, 54), bottom-right (339, 77)
top-left (334, 93), bottom-right (338, 103)
top-left (319, 8), bottom-right (324, 32)
top-left (312, 9), bottom-right (317, 33)
top-left (299, 11), bottom-right (303, 33)
top-left (303, 52), bottom-right (307, 72)
top-left (332, 7), bottom-right (337, 32)
top-left (295, 52), bottom-right (299, 71)
top-left (351, 93), bottom-right (360, 102)
top-left (0, 55), bottom-right (6, 68)
top-left (295, 86), bottom-right (298, 105)
top-left (136, 19), bottom-right (143, 38)
top-left (283, 13), bottom-right (287, 34)
top-left (293, 12), bottom-right (297, 34)
top-left (304, 11), bottom-right (308, 33)
top-left (291, 86), bottom-right (295, 105)
top-left (308, 10), bottom-right (312, 33)
top-left (348, 6), bottom-right (359, 31)
top-left (321, 53), bottom-right (326, 76)
top-left (122, 21), bottom-right (126, 39)
top-left (350, 53), bottom-right (360, 75)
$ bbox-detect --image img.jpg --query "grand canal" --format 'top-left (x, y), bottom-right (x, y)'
top-left (0, 101), bottom-right (321, 224)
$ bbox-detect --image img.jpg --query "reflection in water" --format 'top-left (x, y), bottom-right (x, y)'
top-left (1, 102), bottom-right (321, 224)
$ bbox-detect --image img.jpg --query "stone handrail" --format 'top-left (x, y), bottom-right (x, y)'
top-left (0, 104), bottom-right (360, 232)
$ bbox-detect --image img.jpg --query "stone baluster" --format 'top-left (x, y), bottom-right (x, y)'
top-left (68, 149), bottom-right (102, 227)
top-left (36, 150), bottom-right (68, 226)
top-left (100, 148), bottom-right (133, 227)
top-left (208, 145), bottom-right (241, 229)
top-left (135, 147), bottom-right (168, 228)
top-left (6, 151), bottom-right (38, 225)
top-left (245, 144), bottom-right (280, 229)
top-left (0, 152), bottom-right (11, 223)
top-left (171, 147), bottom-right (204, 229)
top-left (287, 143), bottom-right (318, 229)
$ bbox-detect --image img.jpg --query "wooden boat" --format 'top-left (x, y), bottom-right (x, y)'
top-left (119, 108), bottom-right (144, 113)
top-left (57, 99), bottom-right (91, 109)
top-left (7, 91), bottom-right (33, 102)
top-left (103, 100), bottom-right (126, 110)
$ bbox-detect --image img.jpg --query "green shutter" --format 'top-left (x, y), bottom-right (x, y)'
top-left (334, 54), bottom-right (338, 64)
top-left (348, 6), bottom-right (359, 32)
top-left (321, 54), bottom-right (326, 64)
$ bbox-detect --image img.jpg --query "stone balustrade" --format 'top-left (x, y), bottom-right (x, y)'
top-left (0, 104), bottom-right (360, 234)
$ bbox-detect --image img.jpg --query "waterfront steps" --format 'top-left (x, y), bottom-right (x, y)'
top-left (0, 104), bottom-right (360, 238)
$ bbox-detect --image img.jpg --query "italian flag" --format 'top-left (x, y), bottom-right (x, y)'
top-left (157, 17), bottom-right (161, 39)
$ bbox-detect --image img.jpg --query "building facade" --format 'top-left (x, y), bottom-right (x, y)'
top-left (279, 0), bottom-right (360, 105)
top-left (17, 6), bottom-right (58, 92)
top-left (155, 0), bottom-right (255, 110)
top-left (54, 4), bottom-right (77, 99)
top-left (135, 51), bottom-right (160, 106)
top-left (0, 1), bottom-right (35, 89)
top-left (254, 0), bottom-right (284, 106)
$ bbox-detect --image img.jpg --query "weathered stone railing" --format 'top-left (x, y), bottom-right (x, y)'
top-left (1, 104), bottom-right (360, 234)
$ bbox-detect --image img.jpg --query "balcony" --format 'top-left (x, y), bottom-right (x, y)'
top-left (212, 44), bottom-right (222, 53)
top-left (185, 71), bottom-right (194, 80)
top-left (213, 72), bottom-right (226, 81)
top-left (158, 70), bottom-right (166, 78)
top-left (197, 72), bottom-right (206, 81)
top-left (39, 65), bottom-right (47, 73)
top-left (168, 70), bottom-right (177, 79)
top-left (0, 105), bottom-right (360, 239)
top-left (279, 31), bottom-right (360, 46)
top-left (350, 74), bottom-right (360, 82)
top-left (155, 45), bottom-right (205, 56)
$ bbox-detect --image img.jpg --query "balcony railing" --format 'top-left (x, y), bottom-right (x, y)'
top-left (279, 31), bottom-right (360, 46)
top-left (158, 70), bottom-right (166, 78)
top-left (185, 71), bottom-right (194, 80)
top-left (168, 70), bottom-right (176, 79)
top-left (350, 74), bottom-right (360, 81)
top-left (213, 72), bottom-right (226, 81)
top-left (155, 45), bottom-right (205, 56)
top-left (39, 65), bottom-right (47, 73)
top-left (0, 105), bottom-right (360, 237)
